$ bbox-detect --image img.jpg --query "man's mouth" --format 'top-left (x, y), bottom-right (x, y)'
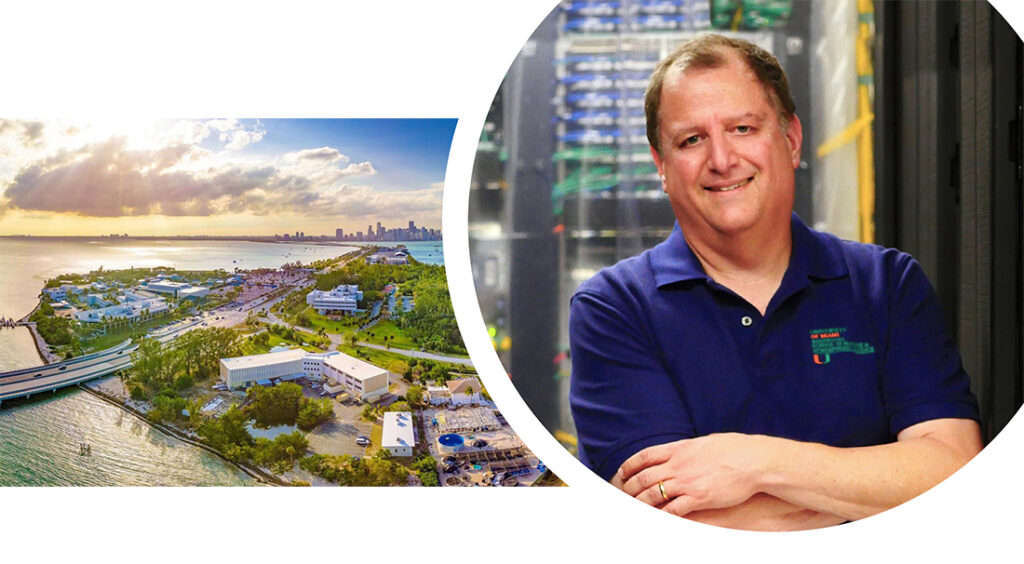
top-left (705, 177), bottom-right (753, 192)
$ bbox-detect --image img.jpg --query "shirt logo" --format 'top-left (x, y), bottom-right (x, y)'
top-left (809, 327), bottom-right (875, 365)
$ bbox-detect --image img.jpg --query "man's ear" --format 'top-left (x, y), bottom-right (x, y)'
top-left (650, 145), bottom-right (667, 190)
top-left (786, 114), bottom-right (803, 169)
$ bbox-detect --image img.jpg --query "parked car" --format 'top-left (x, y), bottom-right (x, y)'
top-left (355, 438), bottom-right (370, 446)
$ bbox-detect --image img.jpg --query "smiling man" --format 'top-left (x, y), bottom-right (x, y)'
top-left (568, 34), bottom-right (981, 530)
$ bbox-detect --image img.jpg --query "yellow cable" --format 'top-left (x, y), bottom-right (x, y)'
top-left (731, 5), bottom-right (743, 31)
top-left (816, 112), bottom-right (875, 158)
top-left (856, 0), bottom-right (875, 243)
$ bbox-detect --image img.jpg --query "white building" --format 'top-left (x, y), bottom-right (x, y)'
top-left (426, 383), bottom-right (449, 405)
top-left (220, 348), bottom-right (306, 389)
top-left (219, 348), bottom-right (389, 400)
top-left (448, 378), bottom-right (482, 405)
top-left (302, 351), bottom-right (339, 380)
top-left (144, 280), bottom-right (192, 297)
top-left (307, 285), bottom-right (362, 315)
top-left (322, 353), bottom-right (389, 402)
top-left (42, 284), bottom-right (83, 301)
top-left (426, 377), bottom-right (482, 406)
top-left (367, 250), bottom-right (408, 265)
top-left (74, 298), bottom-right (169, 324)
top-left (178, 286), bottom-right (210, 300)
top-left (382, 411), bottom-right (415, 457)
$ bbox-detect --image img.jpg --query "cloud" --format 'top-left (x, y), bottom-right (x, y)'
top-left (205, 118), bottom-right (266, 150)
top-left (292, 147), bottom-right (346, 163)
top-left (0, 120), bottom-right (46, 152)
top-left (0, 132), bottom-right (395, 219)
top-left (338, 161), bottom-right (376, 177)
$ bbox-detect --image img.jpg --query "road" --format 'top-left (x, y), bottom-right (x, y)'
top-left (0, 340), bottom-right (136, 403)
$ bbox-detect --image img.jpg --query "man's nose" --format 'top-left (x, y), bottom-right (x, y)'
top-left (707, 132), bottom-right (738, 172)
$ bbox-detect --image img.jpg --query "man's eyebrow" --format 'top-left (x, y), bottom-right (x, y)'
top-left (730, 111), bottom-right (768, 123)
top-left (664, 112), bottom-right (769, 139)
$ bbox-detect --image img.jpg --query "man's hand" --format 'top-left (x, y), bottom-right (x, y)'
top-left (616, 433), bottom-right (767, 515)
top-left (612, 418), bottom-right (982, 525)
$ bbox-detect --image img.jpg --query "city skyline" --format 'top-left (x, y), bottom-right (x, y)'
top-left (0, 119), bottom-right (455, 237)
top-left (1, 217), bottom-right (442, 241)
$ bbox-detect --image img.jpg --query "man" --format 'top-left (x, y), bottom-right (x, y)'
top-left (568, 34), bottom-right (981, 530)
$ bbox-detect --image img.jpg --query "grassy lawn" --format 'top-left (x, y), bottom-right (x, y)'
top-left (370, 423), bottom-right (383, 450)
top-left (355, 319), bottom-right (417, 349)
top-left (336, 344), bottom-right (418, 371)
top-left (306, 311), bottom-right (360, 335)
top-left (240, 332), bottom-right (325, 356)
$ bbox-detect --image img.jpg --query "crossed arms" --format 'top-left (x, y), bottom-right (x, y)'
top-left (610, 417), bottom-right (982, 531)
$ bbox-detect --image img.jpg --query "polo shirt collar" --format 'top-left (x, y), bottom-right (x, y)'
top-left (651, 213), bottom-right (849, 290)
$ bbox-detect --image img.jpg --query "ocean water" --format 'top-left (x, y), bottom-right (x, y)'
top-left (0, 237), bottom-right (442, 486)
top-left (0, 389), bottom-right (253, 486)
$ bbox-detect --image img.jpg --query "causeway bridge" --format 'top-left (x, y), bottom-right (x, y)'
top-left (0, 316), bottom-right (205, 406)
top-left (0, 339), bottom-right (136, 405)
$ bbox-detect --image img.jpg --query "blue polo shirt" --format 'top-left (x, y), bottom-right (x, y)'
top-left (569, 214), bottom-right (980, 481)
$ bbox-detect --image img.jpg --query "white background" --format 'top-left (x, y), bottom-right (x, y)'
top-left (2, 1), bottom-right (1022, 561)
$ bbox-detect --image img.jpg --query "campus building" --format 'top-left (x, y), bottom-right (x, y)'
top-left (306, 285), bottom-right (362, 315)
top-left (143, 280), bottom-right (191, 296)
top-left (382, 411), bottom-right (415, 457)
top-left (366, 250), bottom-right (408, 265)
top-left (426, 377), bottom-right (483, 406)
top-left (220, 348), bottom-right (306, 389)
top-left (220, 348), bottom-right (389, 401)
top-left (322, 353), bottom-right (389, 402)
top-left (73, 297), bottom-right (169, 324)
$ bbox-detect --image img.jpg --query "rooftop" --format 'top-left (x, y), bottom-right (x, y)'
top-left (221, 348), bottom-right (306, 370)
top-left (324, 351), bottom-right (387, 381)
top-left (382, 411), bottom-right (416, 449)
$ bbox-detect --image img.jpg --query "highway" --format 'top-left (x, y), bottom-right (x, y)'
top-left (0, 340), bottom-right (136, 404)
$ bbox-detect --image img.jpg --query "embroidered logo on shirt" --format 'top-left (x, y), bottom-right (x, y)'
top-left (809, 327), bottom-right (875, 365)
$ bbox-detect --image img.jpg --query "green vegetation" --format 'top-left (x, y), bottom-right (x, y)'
top-left (353, 319), bottom-right (416, 349)
top-left (197, 406), bottom-right (254, 462)
top-left (244, 382), bottom-right (335, 431)
top-left (126, 327), bottom-right (241, 399)
top-left (29, 303), bottom-right (79, 354)
top-left (298, 453), bottom-right (409, 486)
top-left (311, 257), bottom-right (464, 354)
top-left (252, 432), bottom-right (310, 474)
top-left (196, 406), bottom-right (312, 472)
top-left (412, 454), bottom-right (440, 487)
top-left (405, 385), bottom-right (424, 405)
top-left (395, 270), bottom-right (464, 354)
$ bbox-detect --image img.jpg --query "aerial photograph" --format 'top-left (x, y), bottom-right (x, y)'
top-left (0, 118), bottom-right (555, 487)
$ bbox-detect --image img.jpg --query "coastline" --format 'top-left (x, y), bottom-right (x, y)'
top-left (17, 301), bottom-right (58, 366)
top-left (79, 377), bottom-right (286, 486)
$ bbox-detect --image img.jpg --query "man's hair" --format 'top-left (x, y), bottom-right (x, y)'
top-left (644, 34), bottom-right (796, 155)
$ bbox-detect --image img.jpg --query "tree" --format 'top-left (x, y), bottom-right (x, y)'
top-left (361, 403), bottom-right (377, 421)
top-left (405, 385), bottom-right (424, 406)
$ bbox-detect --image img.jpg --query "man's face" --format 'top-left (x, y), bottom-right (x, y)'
top-left (651, 53), bottom-right (803, 240)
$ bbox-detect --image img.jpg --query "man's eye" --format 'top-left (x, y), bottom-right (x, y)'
top-left (682, 135), bottom-right (700, 147)
top-left (735, 125), bottom-right (752, 134)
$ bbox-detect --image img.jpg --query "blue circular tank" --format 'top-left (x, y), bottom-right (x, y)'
top-left (437, 433), bottom-right (464, 453)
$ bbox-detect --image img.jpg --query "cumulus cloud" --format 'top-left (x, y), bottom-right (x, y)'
top-left (338, 161), bottom-right (376, 177)
top-left (0, 120), bottom-right (46, 152)
top-left (205, 118), bottom-right (266, 150)
top-left (0, 129), bottom-right (394, 219)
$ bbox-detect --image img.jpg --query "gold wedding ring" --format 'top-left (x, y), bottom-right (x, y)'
top-left (658, 480), bottom-right (668, 501)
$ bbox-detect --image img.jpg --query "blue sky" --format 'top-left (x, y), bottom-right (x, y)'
top-left (0, 118), bottom-right (456, 236)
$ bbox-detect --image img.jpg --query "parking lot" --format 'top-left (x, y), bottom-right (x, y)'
top-left (300, 382), bottom-right (374, 457)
